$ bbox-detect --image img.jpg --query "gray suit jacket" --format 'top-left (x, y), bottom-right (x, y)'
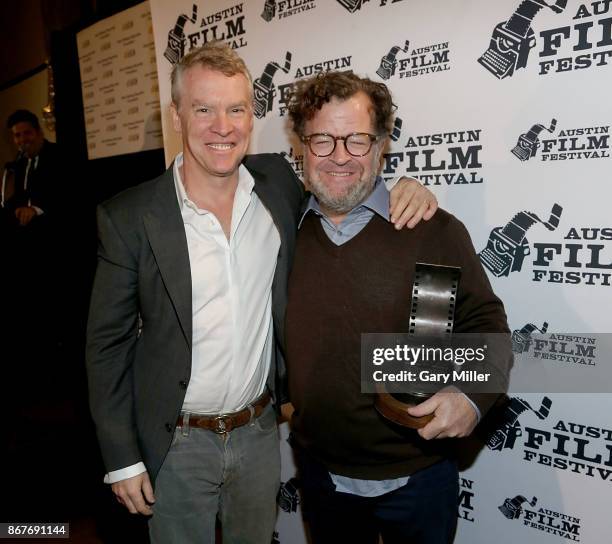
top-left (86, 153), bottom-right (303, 482)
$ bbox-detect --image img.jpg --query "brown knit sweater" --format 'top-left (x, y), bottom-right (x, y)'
top-left (286, 210), bottom-right (509, 479)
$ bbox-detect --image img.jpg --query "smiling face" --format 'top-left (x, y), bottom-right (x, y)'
top-left (11, 121), bottom-right (44, 158)
top-left (171, 65), bottom-right (253, 185)
top-left (302, 92), bottom-right (384, 222)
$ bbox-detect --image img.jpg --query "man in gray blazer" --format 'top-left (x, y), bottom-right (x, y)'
top-left (86, 42), bottom-right (437, 544)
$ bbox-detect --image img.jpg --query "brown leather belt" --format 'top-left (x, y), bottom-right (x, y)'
top-left (177, 392), bottom-right (271, 434)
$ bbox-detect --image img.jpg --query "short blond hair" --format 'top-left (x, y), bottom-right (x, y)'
top-left (171, 42), bottom-right (253, 105)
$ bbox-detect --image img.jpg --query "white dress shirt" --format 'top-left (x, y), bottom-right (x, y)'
top-left (105, 154), bottom-right (280, 483)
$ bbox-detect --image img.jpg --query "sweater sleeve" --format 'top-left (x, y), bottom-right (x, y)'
top-left (442, 214), bottom-right (513, 416)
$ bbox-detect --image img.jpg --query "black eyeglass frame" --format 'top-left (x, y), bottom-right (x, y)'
top-left (301, 132), bottom-right (380, 157)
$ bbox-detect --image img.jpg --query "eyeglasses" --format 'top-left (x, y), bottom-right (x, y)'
top-left (302, 132), bottom-right (379, 157)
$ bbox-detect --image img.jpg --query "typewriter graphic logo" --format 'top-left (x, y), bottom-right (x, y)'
top-left (512, 118), bottom-right (557, 161)
top-left (499, 495), bottom-right (538, 519)
top-left (487, 396), bottom-right (552, 452)
top-left (253, 52), bottom-right (292, 119)
top-left (512, 321), bottom-right (548, 353)
top-left (164, 5), bottom-right (198, 65)
top-left (336, 0), bottom-right (370, 13)
top-left (478, 0), bottom-right (567, 79)
top-left (277, 477), bottom-right (301, 513)
top-left (376, 40), bottom-right (410, 80)
top-left (479, 204), bottom-right (563, 277)
top-left (261, 0), bottom-right (276, 21)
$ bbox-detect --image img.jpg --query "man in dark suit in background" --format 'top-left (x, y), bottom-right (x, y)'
top-left (86, 42), bottom-right (438, 544)
top-left (3, 110), bottom-right (67, 386)
top-left (3, 109), bottom-right (66, 296)
top-left (3, 109), bottom-right (61, 229)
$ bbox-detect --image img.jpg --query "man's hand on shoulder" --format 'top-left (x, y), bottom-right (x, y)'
top-left (388, 177), bottom-right (438, 230)
top-left (407, 387), bottom-right (478, 440)
top-left (111, 471), bottom-right (155, 515)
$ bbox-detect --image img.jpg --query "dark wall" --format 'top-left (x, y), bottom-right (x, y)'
top-left (3, 5), bottom-right (165, 540)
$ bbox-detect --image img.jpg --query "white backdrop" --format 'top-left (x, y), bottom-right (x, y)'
top-left (149, 1), bottom-right (612, 542)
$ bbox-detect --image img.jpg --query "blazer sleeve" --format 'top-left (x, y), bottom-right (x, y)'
top-left (86, 203), bottom-right (143, 473)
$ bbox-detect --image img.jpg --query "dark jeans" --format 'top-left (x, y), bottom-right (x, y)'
top-left (295, 447), bottom-right (459, 544)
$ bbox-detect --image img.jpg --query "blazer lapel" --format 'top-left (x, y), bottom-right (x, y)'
top-left (143, 168), bottom-right (192, 349)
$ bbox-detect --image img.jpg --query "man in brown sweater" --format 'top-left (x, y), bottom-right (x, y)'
top-left (284, 72), bottom-right (510, 544)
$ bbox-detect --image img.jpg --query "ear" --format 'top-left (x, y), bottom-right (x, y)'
top-left (171, 102), bottom-right (182, 133)
top-left (375, 136), bottom-right (389, 170)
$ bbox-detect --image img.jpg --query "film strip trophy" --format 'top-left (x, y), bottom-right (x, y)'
top-left (375, 263), bottom-right (461, 429)
top-left (253, 53), bottom-right (292, 119)
top-left (478, 0), bottom-right (567, 79)
top-left (479, 204), bottom-right (562, 277)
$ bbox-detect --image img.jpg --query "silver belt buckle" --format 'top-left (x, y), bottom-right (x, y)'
top-left (213, 415), bottom-right (229, 434)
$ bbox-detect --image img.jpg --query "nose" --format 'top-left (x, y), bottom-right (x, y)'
top-left (330, 138), bottom-right (351, 164)
top-left (210, 112), bottom-right (232, 136)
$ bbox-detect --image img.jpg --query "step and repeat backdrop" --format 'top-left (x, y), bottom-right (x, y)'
top-left (77, 2), bottom-right (163, 159)
top-left (147, 1), bottom-right (612, 542)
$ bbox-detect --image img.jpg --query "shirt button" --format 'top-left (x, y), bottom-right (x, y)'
top-left (179, 380), bottom-right (188, 389)
top-left (165, 423), bottom-right (173, 432)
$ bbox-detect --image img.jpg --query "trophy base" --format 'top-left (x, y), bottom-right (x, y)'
top-left (374, 386), bottom-right (434, 429)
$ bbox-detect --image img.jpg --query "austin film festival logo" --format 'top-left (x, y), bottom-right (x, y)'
top-left (480, 208), bottom-right (612, 287)
top-left (486, 396), bottom-right (612, 484)
top-left (479, 0), bottom-right (612, 78)
top-left (375, 39), bottom-right (450, 80)
top-left (254, 52), bottom-right (354, 120)
top-left (531, 334), bottom-right (597, 366)
top-left (512, 320), bottom-right (548, 353)
top-left (252, 52), bottom-right (292, 119)
top-left (512, 320), bottom-right (598, 367)
top-left (335, 0), bottom-right (409, 13)
top-left (498, 493), bottom-right (582, 541)
top-left (512, 118), bottom-right (610, 161)
top-left (163, 3), bottom-right (247, 66)
top-left (280, 147), bottom-right (304, 178)
top-left (458, 477), bottom-right (477, 523)
top-left (479, 204), bottom-right (562, 277)
top-left (382, 119), bottom-right (484, 187)
top-left (487, 396), bottom-right (552, 452)
top-left (277, 477), bottom-right (301, 513)
top-left (272, 477), bottom-right (301, 543)
top-left (336, 0), bottom-right (369, 11)
top-left (260, 0), bottom-right (317, 22)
